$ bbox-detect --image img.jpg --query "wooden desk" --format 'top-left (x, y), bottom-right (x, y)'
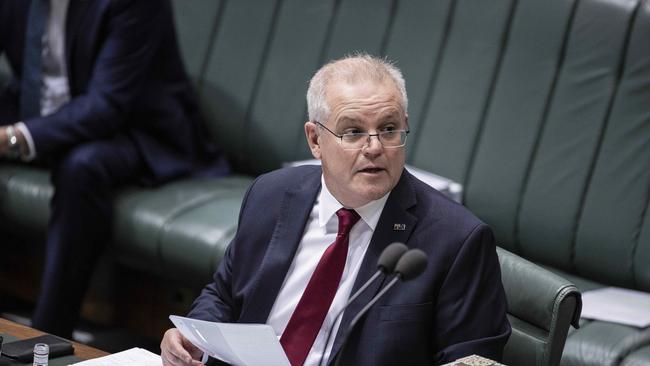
top-left (0, 317), bottom-right (109, 362)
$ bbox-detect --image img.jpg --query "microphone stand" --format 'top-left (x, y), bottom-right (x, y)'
top-left (331, 274), bottom-right (402, 366)
top-left (317, 271), bottom-right (386, 366)
top-left (316, 242), bottom-right (408, 366)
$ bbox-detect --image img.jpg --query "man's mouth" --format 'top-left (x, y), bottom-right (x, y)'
top-left (358, 167), bottom-right (385, 174)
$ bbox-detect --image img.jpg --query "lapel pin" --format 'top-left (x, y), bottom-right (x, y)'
top-left (393, 223), bottom-right (406, 231)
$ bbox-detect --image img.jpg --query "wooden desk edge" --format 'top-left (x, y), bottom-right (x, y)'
top-left (0, 317), bottom-right (109, 360)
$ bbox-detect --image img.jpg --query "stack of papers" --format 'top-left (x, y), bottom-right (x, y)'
top-left (69, 348), bottom-right (161, 366)
top-left (441, 355), bottom-right (504, 365)
top-left (581, 287), bottom-right (650, 327)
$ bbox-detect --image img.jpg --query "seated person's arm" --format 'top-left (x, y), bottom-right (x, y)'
top-left (187, 241), bottom-right (239, 322)
top-left (433, 224), bottom-right (511, 364)
top-left (185, 175), bottom-right (264, 323)
top-left (160, 243), bottom-right (238, 366)
top-left (161, 179), bottom-right (259, 366)
top-left (23, 0), bottom-right (168, 156)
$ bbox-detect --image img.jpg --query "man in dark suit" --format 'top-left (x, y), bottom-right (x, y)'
top-left (161, 55), bottom-right (509, 366)
top-left (0, 0), bottom-right (229, 337)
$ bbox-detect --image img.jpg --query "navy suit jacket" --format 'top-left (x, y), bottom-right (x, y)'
top-left (0, 0), bottom-right (228, 182)
top-left (190, 165), bottom-right (511, 365)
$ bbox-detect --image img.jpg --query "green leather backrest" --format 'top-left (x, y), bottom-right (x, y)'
top-left (464, 0), bottom-right (576, 251)
top-left (572, 0), bottom-right (650, 289)
top-left (194, 0), bottom-right (279, 170)
top-left (171, 0), bottom-right (223, 85)
top-left (242, 0), bottom-right (336, 173)
top-left (383, 0), bottom-right (451, 137)
top-left (516, 0), bottom-right (638, 271)
top-left (409, 0), bottom-right (515, 182)
top-left (322, 0), bottom-right (392, 63)
top-left (171, 0), bottom-right (649, 290)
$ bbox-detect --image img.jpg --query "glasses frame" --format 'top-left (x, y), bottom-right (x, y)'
top-left (313, 121), bottom-right (409, 150)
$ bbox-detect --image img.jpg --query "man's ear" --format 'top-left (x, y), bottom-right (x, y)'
top-left (304, 121), bottom-right (322, 159)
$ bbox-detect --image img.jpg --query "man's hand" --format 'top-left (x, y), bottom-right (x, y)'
top-left (160, 328), bottom-right (204, 366)
top-left (0, 125), bottom-right (28, 158)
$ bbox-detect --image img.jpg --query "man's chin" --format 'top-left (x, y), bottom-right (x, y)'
top-left (357, 186), bottom-right (391, 203)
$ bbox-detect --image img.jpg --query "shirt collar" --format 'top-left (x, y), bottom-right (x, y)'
top-left (318, 175), bottom-right (390, 231)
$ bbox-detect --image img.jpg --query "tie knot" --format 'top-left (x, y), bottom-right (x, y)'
top-left (336, 208), bottom-right (360, 236)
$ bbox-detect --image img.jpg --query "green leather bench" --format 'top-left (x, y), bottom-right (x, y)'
top-left (1, 0), bottom-right (649, 364)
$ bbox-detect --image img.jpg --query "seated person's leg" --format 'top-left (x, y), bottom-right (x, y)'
top-left (0, 91), bottom-right (19, 126)
top-left (31, 135), bottom-right (145, 338)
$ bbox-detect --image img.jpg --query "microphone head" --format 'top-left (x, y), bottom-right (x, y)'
top-left (394, 249), bottom-right (428, 280)
top-left (377, 242), bottom-right (408, 273)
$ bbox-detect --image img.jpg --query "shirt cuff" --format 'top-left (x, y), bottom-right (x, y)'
top-left (14, 122), bottom-right (37, 161)
top-left (201, 352), bottom-right (209, 364)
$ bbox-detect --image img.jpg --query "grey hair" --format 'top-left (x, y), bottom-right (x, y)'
top-left (307, 53), bottom-right (408, 124)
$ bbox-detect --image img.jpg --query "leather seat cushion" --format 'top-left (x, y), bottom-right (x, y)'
top-left (561, 322), bottom-right (650, 366)
top-left (544, 266), bottom-right (650, 366)
top-left (0, 164), bottom-right (252, 285)
top-left (0, 165), bottom-right (52, 233)
top-left (621, 345), bottom-right (650, 366)
top-left (113, 176), bottom-right (251, 285)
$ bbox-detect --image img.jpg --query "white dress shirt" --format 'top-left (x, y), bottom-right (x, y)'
top-left (266, 175), bottom-right (390, 366)
top-left (16, 0), bottom-right (71, 160)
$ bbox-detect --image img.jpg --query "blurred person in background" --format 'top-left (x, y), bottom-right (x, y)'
top-left (0, 0), bottom-right (229, 338)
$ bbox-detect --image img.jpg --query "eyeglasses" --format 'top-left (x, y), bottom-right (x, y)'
top-left (314, 121), bottom-right (409, 150)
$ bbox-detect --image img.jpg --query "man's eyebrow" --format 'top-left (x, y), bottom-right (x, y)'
top-left (336, 117), bottom-right (361, 125)
top-left (378, 111), bottom-right (402, 122)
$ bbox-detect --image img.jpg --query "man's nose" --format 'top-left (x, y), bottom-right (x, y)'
top-left (363, 134), bottom-right (383, 153)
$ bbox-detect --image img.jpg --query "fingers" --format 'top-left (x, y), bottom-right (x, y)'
top-left (160, 328), bottom-right (204, 366)
top-left (181, 334), bottom-right (203, 360)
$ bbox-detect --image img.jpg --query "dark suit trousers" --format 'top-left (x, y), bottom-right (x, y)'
top-left (34, 135), bottom-right (145, 337)
top-left (2, 98), bottom-right (145, 337)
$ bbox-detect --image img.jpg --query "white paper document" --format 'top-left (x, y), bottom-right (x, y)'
top-left (581, 287), bottom-right (650, 327)
top-left (68, 347), bottom-right (161, 366)
top-left (169, 315), bottom-right (291, 366)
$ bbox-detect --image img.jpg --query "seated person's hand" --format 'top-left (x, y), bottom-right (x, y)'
top-left (0, 126), bottom-right (8, 155)
top-left (0, 125), bottom-right (28, 157)
top-left (160, 328), bottom-right (204, 366)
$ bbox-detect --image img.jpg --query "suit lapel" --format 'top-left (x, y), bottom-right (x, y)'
top-left (328, 171), bottom-right (418, 364)
top-left (238, 169), bottom-right (322, 323)
top-left (64, 0), bottom-right (91, 70)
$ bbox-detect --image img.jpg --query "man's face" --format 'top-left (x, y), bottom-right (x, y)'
top-left (305, 80), bottom-right (408, 208)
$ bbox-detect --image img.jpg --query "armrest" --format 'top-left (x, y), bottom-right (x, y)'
top-left (497, 247), bottom-right (582, 366)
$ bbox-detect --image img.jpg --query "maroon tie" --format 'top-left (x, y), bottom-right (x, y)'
top-left (280, 208), bottom-right (361, 366)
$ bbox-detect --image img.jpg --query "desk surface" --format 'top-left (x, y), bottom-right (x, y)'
top-left (0, 317), bottom-right (109, 363)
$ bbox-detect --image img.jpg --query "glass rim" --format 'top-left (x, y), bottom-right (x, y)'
top-left (314, 121), bottom-right (409, 150)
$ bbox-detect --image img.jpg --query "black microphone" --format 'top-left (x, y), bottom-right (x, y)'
top-left (332, 249), bottom-right (428, 366)
top-left (317, 242), bottom-right (408, 366)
